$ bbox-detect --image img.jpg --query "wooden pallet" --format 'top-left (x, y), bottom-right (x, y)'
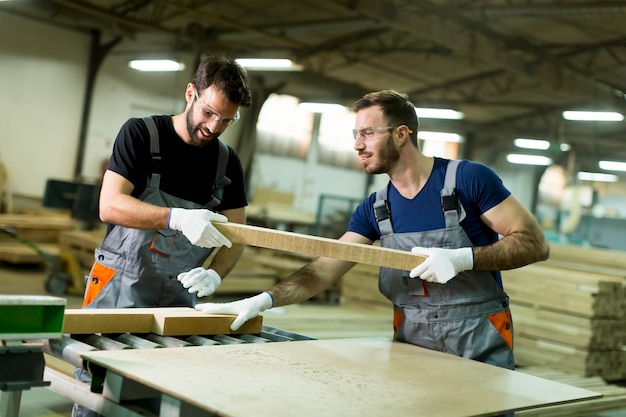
top-left (0, 213), bottom-right (76, 243)
top-left (58, 229), bottom-right (105, 274)
top-left (0, 241), bottom-right (60, 264)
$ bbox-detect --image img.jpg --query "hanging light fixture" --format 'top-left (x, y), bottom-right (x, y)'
top-left (562, 111), bottom-right (624, 121)
top-left (128, 59), bottom-right (185, 72)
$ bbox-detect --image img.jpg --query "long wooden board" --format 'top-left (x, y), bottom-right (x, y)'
top-left (215, 222), bottom-right (425, 271)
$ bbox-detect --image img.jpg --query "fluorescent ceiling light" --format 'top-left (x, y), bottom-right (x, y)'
top-left (128, 59), bottom-right (185, 72)
top-left (599, 160), bottom-right (626, 171)
top-left (514, 138), bottom-right (550, 150)
top-left (562, 111), bottom-right (624, 121)
top-left (418, 131), bottom-right (462, 143)
top-left (415, 107), bottom-right (464, 120)
top-left (506, 154), bottom-right (552, 166)
top-left (236, 58), bottom-right (302, 71)
top-left (299, 102), bottom-right (346, 113)
top-left (559, 143), bottom-right (571, 152)
top-left (577, 171), bottom-right (618, 182)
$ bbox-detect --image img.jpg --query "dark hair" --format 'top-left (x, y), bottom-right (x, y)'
top-left (352, 90), bottom-right (419, 146)
top-left (192, 55), bottom-right (252, 108)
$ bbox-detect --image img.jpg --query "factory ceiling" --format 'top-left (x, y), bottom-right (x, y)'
top-left (2, 0), bottom-right (626, 172)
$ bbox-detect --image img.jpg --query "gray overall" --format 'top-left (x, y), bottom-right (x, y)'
top-left (73, 117), bottom-right (232, 417)
top-left (82, 117), bottom-right (231, 309)
top-left (375, 160), bottom-right (514, 370)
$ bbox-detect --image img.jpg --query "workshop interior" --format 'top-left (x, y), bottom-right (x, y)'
top-left (1, 1), bottom-right (626, 416)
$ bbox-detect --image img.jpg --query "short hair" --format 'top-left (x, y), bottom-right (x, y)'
top-left (192, 55), bottom-right (252, 108)
top-left (351, 90), bottom-right (419, 146)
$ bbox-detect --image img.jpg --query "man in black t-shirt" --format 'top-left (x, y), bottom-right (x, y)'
top-left (82, 55), bottom-right (252, 309)
top-left (73, 55), bottom-right (252, 417)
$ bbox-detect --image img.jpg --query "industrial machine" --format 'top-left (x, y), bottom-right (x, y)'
top-left (0, 295), bottom-right (66, 417)
top-left (41, 308), bottom-right (601, 417)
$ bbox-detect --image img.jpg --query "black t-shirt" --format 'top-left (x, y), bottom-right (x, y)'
top-left (106, 115), bottom-right (247, 210)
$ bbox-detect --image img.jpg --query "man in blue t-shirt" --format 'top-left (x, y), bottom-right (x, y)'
top-left (198, 90), bottom-right (549, 371)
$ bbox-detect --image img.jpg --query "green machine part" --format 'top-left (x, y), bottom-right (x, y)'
top-left (0, 295), bottom-right (66, 340)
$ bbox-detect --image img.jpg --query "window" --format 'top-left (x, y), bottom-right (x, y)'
top-left (420, 140), bottom-right (459, 159)
top-left (256, 94), bottom-right (313, 159)
top-left (318, 110), bottom-right (361, 170)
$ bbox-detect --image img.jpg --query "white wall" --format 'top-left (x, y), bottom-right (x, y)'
top-left (83, 53), bottom-right (195, 182)
top-left (0, 12), bottom-right (89, 196)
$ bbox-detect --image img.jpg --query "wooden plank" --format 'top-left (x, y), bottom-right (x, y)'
top-left (80, 337), bottom-right (601, 417)
top-left (62, 308), bottom-right (162, 334)
top-left (151, 311), bottom-right (262, 335)
top-left (62, 307), bottom-right (263, 335)
top-left (215, 222), bottom-right (425, 270)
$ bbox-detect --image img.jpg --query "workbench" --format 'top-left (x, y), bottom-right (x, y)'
top-left (50, 336), bottom-right (601, 417)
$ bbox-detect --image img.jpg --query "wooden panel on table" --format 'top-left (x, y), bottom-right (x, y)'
top-left (214, 222), bottom-right (424, 271)
top-left (62, 308), bottom-right (189, 334)
top-left (151, 311), bottom-right (262, 336)
top-left (63, 307), bottom-right (263, 336)
top-left (81, 337), bottom-right (601, 417)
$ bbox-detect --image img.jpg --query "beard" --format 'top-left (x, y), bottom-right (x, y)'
top-left (186, 107), bottom-right (218, 147)
top-left (363, 136), bottom-right (400, 175)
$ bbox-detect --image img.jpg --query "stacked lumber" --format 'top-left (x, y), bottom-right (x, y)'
top-left (0, 241), bottom-right (60, 264)
top-left (503, 243), bottom-right (626, 381)
top-left (213, 247), bottom-right (342, 302)
top-left (0, 213), bottom-right (75, 264)
top-left (0, 213), bottom-right (75, 243)
top-left (58, 229), bottom-right (106, 276)
top-left (517, 366), bottom-right (626, 416)
top-left (213, 247), bottom-right (278, 294)
top-left (341, 263), bottom-right (391, 308)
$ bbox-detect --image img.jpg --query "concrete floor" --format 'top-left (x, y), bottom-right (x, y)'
top-left (1, 261), bottom-right (625, 417)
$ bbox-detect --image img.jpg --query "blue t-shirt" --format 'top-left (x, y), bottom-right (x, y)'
top-left (348, 158), bottom-right (511, 285)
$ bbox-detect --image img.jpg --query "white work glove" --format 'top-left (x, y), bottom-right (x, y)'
top-left (167, 208), bottom-right (232, 248)
top-left (177, 267), bottom-right (221, 298)
top-left (195, 292), bottom-right (274, 331)
top-left (409, 247), bottom-right (474, 284)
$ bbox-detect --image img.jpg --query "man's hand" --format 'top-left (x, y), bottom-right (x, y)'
top-left (195, 292), bottom-right (274, 331)
top-left (177, 267), bottom-right (221, 298)
top-left (409, 247), bottom-right (473, 284)
top-left (168, 208), bottom-right (232, 248)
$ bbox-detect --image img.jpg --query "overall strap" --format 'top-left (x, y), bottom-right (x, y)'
top-left (374, 186), bottom-right (393, 236)
top-left (142, 116), bottom-right (161, 187)
top-left (441, 159), bottom-right (466, 226)
top-left (205, 140), bottom-right (231, 209)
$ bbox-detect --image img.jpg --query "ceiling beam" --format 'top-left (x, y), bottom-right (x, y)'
top-left (339, 0), bottom-right (626, 111)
